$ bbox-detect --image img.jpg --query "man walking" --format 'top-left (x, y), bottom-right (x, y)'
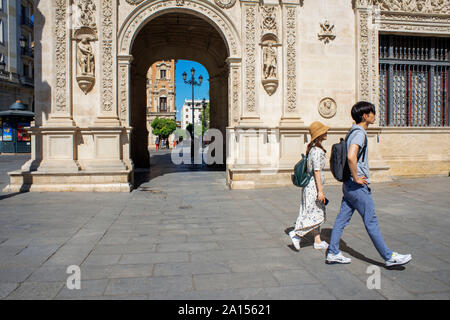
top-left (326, 101), bottom-right (412, 267)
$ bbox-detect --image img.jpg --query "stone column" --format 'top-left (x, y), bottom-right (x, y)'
top-left (118, 55), bottom-right (133, 171)
top-left (36, 0), bottom-right (79, 173)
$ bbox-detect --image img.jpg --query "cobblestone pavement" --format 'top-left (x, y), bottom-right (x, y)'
top-left (0, 153), bottom-right (449, 300)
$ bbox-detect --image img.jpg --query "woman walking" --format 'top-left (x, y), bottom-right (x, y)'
top-left (289, 121), bottom-right (330, 250)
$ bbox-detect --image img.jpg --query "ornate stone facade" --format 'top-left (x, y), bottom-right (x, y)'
top-left (5, 0), bottom-right (449, 192)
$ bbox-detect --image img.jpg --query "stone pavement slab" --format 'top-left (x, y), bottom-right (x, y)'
top-left (0, 154), bottom-right (449, 299)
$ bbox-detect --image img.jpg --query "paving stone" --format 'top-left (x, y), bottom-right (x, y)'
top-left (1, 155), bottom-right (449, 300)
top-left (119, 252), bottom-right (189, 265)
top-left (104, 276), bottom-right (193, 296)
top-left (56, 279), bottom-right (109, 299)
top-left (153, 262), bottom-right (231, 277)
top-left (0, 283), bottom-right (19, 299)
top-left (5, 281), bottom-right (64, 300)
top-left (193, 272), bottom-right (280, 291)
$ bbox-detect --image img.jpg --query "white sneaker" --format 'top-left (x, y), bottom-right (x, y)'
top-left (314, 241), bottom-right (329, 250)
top-left (385, 252), bottom-right (412, 267)
top-left (326, 251), bottom-right (351, 264)
top-left (289, 230), bottom-right (301, 250)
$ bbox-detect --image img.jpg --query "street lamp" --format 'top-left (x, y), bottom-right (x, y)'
top-left (201, 98), bottom-right (206, 147)
top-left (182, 67), bottom-right (203, 160)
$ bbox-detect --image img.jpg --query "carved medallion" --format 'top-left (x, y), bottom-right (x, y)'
top-left (215, 0), bottom-right (236, 9)
top-left (126, 0), bottom-right (145, 5)
top-left (318, 98), bottom-right (337, 119)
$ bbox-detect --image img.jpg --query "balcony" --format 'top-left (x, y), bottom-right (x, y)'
top-left (21, 16), bottom-right (33, 29)
top-left (21, 47), bottom-right (33, 58)
top-left (20, 76), bottom-right (34, 87)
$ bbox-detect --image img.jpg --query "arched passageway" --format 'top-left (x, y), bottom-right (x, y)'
top-left (129, 12), bottom-right (229, 170)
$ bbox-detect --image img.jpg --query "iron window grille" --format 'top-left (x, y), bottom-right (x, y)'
top-left (379, 35), bottom-right (449, 127)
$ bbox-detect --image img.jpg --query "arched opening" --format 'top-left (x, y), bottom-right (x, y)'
top-left (129, 11), bottom-right (229, 185)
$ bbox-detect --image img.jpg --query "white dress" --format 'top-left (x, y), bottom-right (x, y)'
top-left (293, 146), bottom-right (326, 237)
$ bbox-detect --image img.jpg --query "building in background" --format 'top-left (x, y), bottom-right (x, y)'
top-left (0, 0), bottom-right (34, 153)
top-left (0, 0), bottom-right (34, 112)
top-left (146, 60), bottom-right (176, 149)
top-left (181, 98), bottom-right (210, 131)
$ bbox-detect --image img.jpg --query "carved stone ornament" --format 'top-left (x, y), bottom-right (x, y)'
top-left (318, 97), bottom-right (337, 119)
top-left (76, 35), bottom-right (96, 94)
top-left (126, 0), bottom-right (145, 5)
top-left (260, 40), bottom-right (280, 96)
top-left (214, 0), bottom-right (236, 9)
top-left (261, 6), bottom-right (277, 34)
top-left (73, 0), bottom-right (97, 95)
top-left (355, 0), bottom-right (450, 14)
top-left (318, 20), bottom-right (336, 44)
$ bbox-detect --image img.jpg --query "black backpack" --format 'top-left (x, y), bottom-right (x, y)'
top-left (330, 127), bottom-right (367, 182)
top-left (291, 154), bottom-right (312, 187)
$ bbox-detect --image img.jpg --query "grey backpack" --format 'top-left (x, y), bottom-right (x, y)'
top-left (330, 128), bottom-right (367, 182)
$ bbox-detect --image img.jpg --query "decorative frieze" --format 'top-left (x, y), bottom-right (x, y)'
top-left (355, 0), bottom-right (449, 14)
top-left (285, 6), bottom-right (297, 113)
top-left (357, 10), bottom-right (370, 101)
top-left (54, 0), bottom-right (68, 113)
top-left (100, 0), bottom-right (114, 113)
top-left (245, 5), bottom-right (257, 113)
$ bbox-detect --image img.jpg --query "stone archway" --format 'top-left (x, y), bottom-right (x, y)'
top-left (117, 3), bottom-right (242, 172)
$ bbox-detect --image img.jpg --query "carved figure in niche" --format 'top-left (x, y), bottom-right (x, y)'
top-left (77, 36), bottom-right (95, 75)
top-left (263, 43), bottom-right (277, 79)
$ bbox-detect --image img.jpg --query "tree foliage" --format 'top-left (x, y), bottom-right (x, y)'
top-left (151, 117), bottom-right (177, 138)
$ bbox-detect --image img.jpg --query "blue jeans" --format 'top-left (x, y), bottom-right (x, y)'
top-left (329, 179), bottom-right (393, 261)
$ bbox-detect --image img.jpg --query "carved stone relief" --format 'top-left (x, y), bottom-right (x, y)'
top-left (214, 0), bottom-right (237, 9)
top-left (245, 5), bottom-right (257, 113)
top-left (355, 0), bottom-right (450, 14)
top-left (285, 6), bottom-right (297, 113)
top-left (261, 41), bottom-right (280, 96)
top-left (318, 97), bottom-right (337, 119)
top-left (260, 5), bottom-right (279, 96)
top-left (126, 0), bottom-right (145, 5)
top-left (73, 0), bottom-right (97, 95)
top-left (318, 20), bottom-right (336, 44)
top-left (54, 0), bottom-right (68, 113)
top-left (100, 0), bottom-right (114, 113)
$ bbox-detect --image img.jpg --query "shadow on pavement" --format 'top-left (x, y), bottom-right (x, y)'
top-left (0, 191), bottom-right (28, 201)
top-left (284, 227), bottom-right (406, 271)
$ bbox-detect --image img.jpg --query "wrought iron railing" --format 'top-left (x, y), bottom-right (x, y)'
top-left (379, 35), bottom-right (449, 127)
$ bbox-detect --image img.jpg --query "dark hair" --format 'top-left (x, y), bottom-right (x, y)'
top-left (306, 134), bottom-right (327, 156)
top-left (351, 101), bottom-right (376, 123)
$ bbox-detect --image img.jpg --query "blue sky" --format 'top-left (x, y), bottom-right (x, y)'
top-left (174, 60), bottom-right (210, 121)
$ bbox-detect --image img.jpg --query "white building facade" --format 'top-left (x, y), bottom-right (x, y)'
top-left (0, 0), bottom-right (34, 113)
top-left (4, 0), bottom-right (449, 192)
top-left (181, 98), bottom-right (209, 131)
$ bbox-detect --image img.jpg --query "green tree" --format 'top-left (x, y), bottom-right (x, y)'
top-left (151, 117), bottom-right (177, 139)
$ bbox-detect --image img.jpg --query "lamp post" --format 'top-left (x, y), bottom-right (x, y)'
top-left (201, 98), bottom-right (206, 147)
top-left (182, 68), bottom-right (203, 160)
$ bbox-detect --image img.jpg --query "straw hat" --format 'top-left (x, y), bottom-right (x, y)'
top-left (309, 121), bottom-right (330, 141)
